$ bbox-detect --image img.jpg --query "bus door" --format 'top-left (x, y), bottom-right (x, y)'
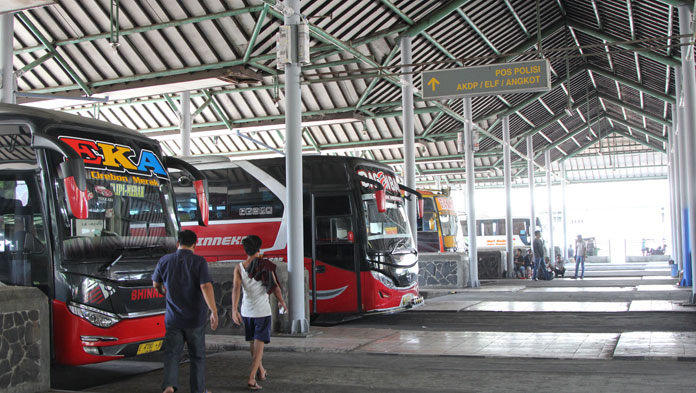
top-left (310, 193), bottom-right (359, 314)
top-left (0, 172), bottom-right (50, 293)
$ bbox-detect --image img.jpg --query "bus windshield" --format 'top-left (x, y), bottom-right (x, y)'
top-left (439, 212), bottom-right (458, 237)
top-left (363, 196), bottom-right (413, 254)
top-left (48, 150), bottom-right (177, 266)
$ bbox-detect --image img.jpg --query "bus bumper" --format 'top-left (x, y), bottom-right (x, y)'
top-left (52, 300), bottom-right (166, 366)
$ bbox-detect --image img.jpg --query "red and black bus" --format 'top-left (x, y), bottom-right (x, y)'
top-left (172, 156), bottom-right (423, 317)
top-left (0, 104), bottom-right (207, 365)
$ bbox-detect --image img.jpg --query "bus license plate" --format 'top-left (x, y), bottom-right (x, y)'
top-left (137, 340), bottom-right (163, 355)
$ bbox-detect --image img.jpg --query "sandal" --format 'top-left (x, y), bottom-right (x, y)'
top-left (257, 369), bottom-right (268, 381)
top-left (247, 382), bottom-right (263, 390)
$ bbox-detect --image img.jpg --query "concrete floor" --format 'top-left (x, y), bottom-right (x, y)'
top-left (49, 261), bottom-right (696, 392)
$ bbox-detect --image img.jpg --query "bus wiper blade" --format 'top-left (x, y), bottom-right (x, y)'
top-left (388, 238), bottom-right (407, 255)
top-left (98, 245), bottom-right (164, 272)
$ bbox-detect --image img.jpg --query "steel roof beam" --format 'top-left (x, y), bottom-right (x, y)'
top-left (603, 114), bottom-right (668, 143)
top-left (22, 22), bottom-right (408, 96)
top-left (483, 67), bottom-right (586, 132)
top-left (243, 4), bottom-right (270, 63)
top-left (456, 9), bottom-right (499, 54)
top-left (293, 10), bottom-right (521, 161)
top-left (503, 0), bottom-right (530, 38)
top-left (541, 116), bottom-right (605, 153)
top-left (303, 128), bottom-right (321, 153)
top-left (566, 21), bottom-right (680, 68)
top-left (591, 0), bottom-right (603, 29)
top-left (561, 130), bottom-right (617, 161)
top-left (512, 91), bottom-right (598, 143)
top-left (500, 20), bottom-right (567, 62)
top-left (381, 0), bottom-right (512, 120)
top-left (654, 0), bottom-right (693, 7)
top-left (596, 93), bottom-right (671, 126)
top-left (15, 5), bottom-right (266, 55)
top-left (613, 129), bottom-right (665, 152)
top-left (355, 44), bottom-right (400, 110)
top-left (588, 66), bottom-right (676, 104)
top-left (402, 0), bottom-right (475, 37)
top-left (17, 13), bottom-right (92, 96)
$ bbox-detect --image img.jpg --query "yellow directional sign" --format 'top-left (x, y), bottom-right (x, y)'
top-left (427, 77), bottom-right (440, 91)
top-left (421, 59), bottom-right (551, 99)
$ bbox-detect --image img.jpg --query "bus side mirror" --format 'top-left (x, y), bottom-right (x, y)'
top-left (59, 159), bottom-right (89, 219)
top-left (162, 156), bottom-right (209, 227)
top-left (193, 179), bottom-right (209, 227)
top-left (418, 197), bottom-right (424, 219)
top-left (375, 189), bottom-right (386, 213)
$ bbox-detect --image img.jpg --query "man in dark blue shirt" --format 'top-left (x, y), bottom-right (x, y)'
top-left (153, 230), bottom-right (217, 393)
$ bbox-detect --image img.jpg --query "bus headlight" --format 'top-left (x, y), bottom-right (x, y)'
top-left (68, 302), bottom-right (120, 328)
top-left (371, 271), bottom-right (396, 289)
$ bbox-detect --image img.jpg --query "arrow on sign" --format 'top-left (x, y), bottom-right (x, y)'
top-left (427, 77), bottom-right (440, 91)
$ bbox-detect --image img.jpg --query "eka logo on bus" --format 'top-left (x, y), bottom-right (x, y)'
top-left (59, 136), bottom-right (168, 179)
top-left (356, 168), bottom-right (399, 194)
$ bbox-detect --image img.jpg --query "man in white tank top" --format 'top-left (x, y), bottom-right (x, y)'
top-left (232, 235), bottom-right (287, 390)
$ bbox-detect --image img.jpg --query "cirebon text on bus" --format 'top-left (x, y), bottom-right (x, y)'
top-left (172, 156), bottom-right (424, 317)
top-left (0, 104), bottom-right (209, 365)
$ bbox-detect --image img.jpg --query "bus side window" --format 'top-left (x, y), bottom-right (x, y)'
top-left (417, 199), bottom-right (437, 232)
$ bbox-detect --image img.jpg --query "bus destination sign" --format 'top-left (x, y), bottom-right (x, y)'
top-left (421, 59), bottom-right (551, 99)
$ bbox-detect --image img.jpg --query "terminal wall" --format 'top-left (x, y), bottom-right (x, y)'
top-left (206, 262), bottom-right (309, 335)
top-left (0, 284), bottom-right (50, 393)
top-left (418, 252), bottom-right (469, 288)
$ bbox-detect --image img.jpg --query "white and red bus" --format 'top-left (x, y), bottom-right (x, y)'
top-left (0, 104), bottom-right (208, 365)
top-left (173, 156), bottom-right (423, 317)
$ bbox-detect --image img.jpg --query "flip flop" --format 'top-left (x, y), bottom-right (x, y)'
top-left (247, 382), bottom-right (263, 390)
top-left (257, 369), bottom-right (268, 381)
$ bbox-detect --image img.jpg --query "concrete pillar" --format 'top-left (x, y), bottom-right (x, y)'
top-left (0, 13), bottom-right (14, 104)
top-left (503, 116), bottom-right (514, 277)
top-left (562, 162), bottom-right (568, 260)
top-left (464, 97), bottom-right (479, 288)
top-left (180, 90), bottom-right (191, 156)
top-left (401, 36), bottom-right (417, 241)
top-left (284, 0), bottom-right (308, 333)
top-left (527, 136), bottom-right (536, 257)
top-left (679, 6), bottom-right (696, 296)
top-left (545, 150), bottom-right (554, 264)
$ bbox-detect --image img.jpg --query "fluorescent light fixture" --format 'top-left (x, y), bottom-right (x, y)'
top-left (93, 79), bottom-right (231, 101)
top-left (325, 142), bottom-right (426, 155)
top-left (0, 0), bottom-right (55, 14)
top-left (18, 67), bottom-right (263, 107)
top-left (18, 92), bottom-right (109, 109)
top-left (149, 112), bottom-right (364, 142)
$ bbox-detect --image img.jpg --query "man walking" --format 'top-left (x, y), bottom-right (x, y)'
top-left (532, 230), bottom-right (545, 281)
top-left (153, 230), bottom-right (218, 393)
top-left (574, 234), bottom-right (587, 279)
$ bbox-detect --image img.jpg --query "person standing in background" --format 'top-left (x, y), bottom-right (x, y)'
top-left (574, 235), bottom-right (587, 279)
top-left (532, 230), bottom-right (545, 281)
top-left (153, 230), bottom-right (218, 393)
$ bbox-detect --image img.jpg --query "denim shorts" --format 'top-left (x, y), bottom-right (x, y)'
top-left (243, 316), bottom-right (272, 343)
